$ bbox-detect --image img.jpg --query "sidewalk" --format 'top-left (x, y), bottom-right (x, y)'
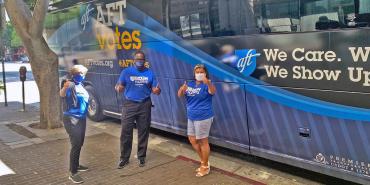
top-left (0, 104), bottom-right (263, 185)
top-left (0, 133), bottom-right (255, 185)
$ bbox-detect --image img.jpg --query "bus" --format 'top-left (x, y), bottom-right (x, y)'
top-left (45, 0), bottom-right (370, 184)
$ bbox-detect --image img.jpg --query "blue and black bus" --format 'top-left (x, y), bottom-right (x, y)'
top-left (45, 0), bottom-right (370, 183)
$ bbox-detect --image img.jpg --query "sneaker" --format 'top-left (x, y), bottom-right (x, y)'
top-left (138, 158), bottom-right (145, 167)
top-left (117, 159), bottom-right (129, 169)
top-left (77, 165), bottom-right (89, 172)
top-left (69, 174), bottom-right (84, 184)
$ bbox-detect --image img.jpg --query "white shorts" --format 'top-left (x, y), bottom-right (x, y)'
top-left (187, 117), bottom-right (214, 139)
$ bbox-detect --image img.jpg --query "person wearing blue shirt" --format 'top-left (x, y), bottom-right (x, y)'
top-left (59, 65), bottom-right (89, 184)
top-left (115, 50), bottom-right (161, 169)
top-left (177, 64), bottom-right (216, 177)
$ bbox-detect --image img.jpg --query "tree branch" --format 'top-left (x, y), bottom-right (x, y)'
top-left (29, 0), bottom-right (49, 37)
top-left (4, 0), bottom-right (32, 39)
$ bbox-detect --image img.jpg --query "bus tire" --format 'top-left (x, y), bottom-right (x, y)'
top-left (85, 85), bottom-right (105, 122)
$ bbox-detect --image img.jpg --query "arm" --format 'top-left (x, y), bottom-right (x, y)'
top-left (151, 75), bottom-right (161, 95)
top-left (115, 84), bottom-right (125, 93)
top-left (177, 81), bottom-right (187, 98)
top-left (60, 80), bottom-right (70, 97)
top-left (204, 78), bottom-right (216, 95)
top-left (152, 84), bottom-right (161, 95)
top-left (115, 70), bottom-right (126, 93)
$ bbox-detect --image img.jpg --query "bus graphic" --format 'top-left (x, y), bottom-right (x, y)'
top-left (46, 0), bottom-right (370, 184)
top-left (235, 49), bottom-right (260, 77)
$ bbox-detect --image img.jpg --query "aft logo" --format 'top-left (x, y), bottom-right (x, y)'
top-left (80, 4), bottom-right (94, 31)
top-left (235, 49), bottom-right (261, 77)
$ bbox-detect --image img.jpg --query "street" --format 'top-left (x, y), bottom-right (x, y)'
top-left (0, 62), bottom-right (355, 185)
top-left (0, 62), bottom-right (39, 105)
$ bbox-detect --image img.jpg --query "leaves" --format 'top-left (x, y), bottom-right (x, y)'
top-left (1, 23), bottom-right (22, 48)
top-left (0, 80), bottom-right (4, 90)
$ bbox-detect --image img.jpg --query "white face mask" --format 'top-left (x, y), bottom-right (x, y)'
top-left (195, 73), bottom-right (205, 81)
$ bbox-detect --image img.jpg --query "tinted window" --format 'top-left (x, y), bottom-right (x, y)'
top-left (167, 0), bottom-right (370, 38)
top-left (168, 0), bottom-right (259, 38)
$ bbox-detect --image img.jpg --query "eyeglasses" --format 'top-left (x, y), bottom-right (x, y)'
top-left (134, 58), bottom-right (145, 61)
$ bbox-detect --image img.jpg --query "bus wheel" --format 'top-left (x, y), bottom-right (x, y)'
top-left (85, 85), bottom-right (105, 121)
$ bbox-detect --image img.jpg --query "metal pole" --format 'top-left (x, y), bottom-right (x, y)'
top-left (22, 80), bottom-right (25, 111)
top-left (1, 58), bottom-right (7, 106)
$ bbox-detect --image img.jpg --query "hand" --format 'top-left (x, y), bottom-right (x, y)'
top-left (181, 81), bottom-right (188, 93)
top-left (115, 84), bottom-right (124, 93)
top-left (152, 83), bottom-right (161, 95)
top-left (63, 81), bottom-right (70, 89)
top-left (202, 76), bottom-right (211, 85)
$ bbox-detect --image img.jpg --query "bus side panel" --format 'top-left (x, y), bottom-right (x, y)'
top-left (247, 85), bottom-right (370, 181)
top-left (210, 82), bottom-right (249, 147)
top-left (146, 44), bottom-right (194, 80)
top-left (99, 74), bottom-right (120, 112)
top-left (169, 79), bottom-right (190, 132)
top-left (150, 77), bottom-right (174, 127)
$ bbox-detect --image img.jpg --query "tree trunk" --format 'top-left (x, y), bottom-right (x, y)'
top-left (5, 0), bottom-right (62, 129)
top-left (28, 39), bottom-right (62, 129)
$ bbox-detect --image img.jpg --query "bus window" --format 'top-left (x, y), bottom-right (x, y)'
top-left (167, 0), bottom-right (259, 39)
top-left (357, 0), bottom-right (370, 26)
top-left (300, 0), bottom-right (355, 31)
top-left (255, 0), bottom-right (369, 33)
top-left (254, 0), bottom-right (300, 33)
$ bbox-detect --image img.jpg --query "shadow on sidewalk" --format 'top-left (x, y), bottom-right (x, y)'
top-left (0, 102), bottom-right (39, 123)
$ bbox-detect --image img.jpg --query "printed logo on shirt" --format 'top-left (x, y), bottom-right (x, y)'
top-left (186, 87), bottom-right (201, 96)
top-left (130, 76), bottom-right (149, 85)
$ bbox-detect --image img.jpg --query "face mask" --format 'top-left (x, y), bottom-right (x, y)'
top-left (195, 73), bottom-right (205, 81)
top-left (73, 74), bottom-right (85, 83)
top-left (135, 61), bottom-right (145, 68)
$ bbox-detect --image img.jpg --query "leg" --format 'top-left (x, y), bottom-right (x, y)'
top-left (188, 136), bottom-right (202, 161)
top-left (120, 103), bottom-right (137, 160)
top-left (136, 100), bottom-right (152, 160)
top-left (198, 138), bottom-right (210, 167)
top-left (67, 116), bottom-right (85, 175)
top-left (63, 116), bottom-right (73, 173)
top-left (187, 119), bottom-right (203, 162)
top-left (76, 118), bottom-right (87, 167)
top-left (194, 117), bottom-right (213, 177)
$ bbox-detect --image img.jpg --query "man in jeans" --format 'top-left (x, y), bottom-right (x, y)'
top-left (60, 65), bottom-right (89, 184)
top-left (115, 50), bottom-right (161, 169)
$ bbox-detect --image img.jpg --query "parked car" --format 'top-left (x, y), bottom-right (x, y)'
top-left (20, 55), bottom-right (29, 63)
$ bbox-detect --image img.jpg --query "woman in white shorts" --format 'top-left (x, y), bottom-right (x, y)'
top-left (177, 64), bottom-right (216, 177)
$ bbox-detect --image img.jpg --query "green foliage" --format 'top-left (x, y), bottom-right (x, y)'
top-left (10, 25), bottom-right (22, 47)
top-left (45, 6), bottom-right (79, 29)
top-left (2, 23), bottom-right (22, 48)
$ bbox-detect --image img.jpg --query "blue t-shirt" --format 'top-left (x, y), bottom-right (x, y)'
top-left (185, 81), bottom-right (214, 121)
top-left (64, 83), bottom-right (89, 119)
top-left (117, 66), bottom-right (158, 102)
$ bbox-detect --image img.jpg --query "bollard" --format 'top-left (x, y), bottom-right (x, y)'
top-left (19, 66), bottom-right (27, 111)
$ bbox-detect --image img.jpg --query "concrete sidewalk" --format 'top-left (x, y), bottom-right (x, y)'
top-left (0, 103), bottom-right (261, 185)
top-left (0, 102), bottom-right (325, 185)
top-left (0, 133), bottom-right (257, 185)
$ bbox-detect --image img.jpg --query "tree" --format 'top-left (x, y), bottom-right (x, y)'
top-left (5, 0), bottom-right (62, 129)
top-left (1, 2), bottom-right (6, 58)
top-left (9, 24), bottom-right (23, 48)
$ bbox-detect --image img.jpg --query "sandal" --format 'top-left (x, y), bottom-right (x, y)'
top-left (196, 166), bottom-right (210, 177)
top-left (196, 161), bottom-right (210, 172)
